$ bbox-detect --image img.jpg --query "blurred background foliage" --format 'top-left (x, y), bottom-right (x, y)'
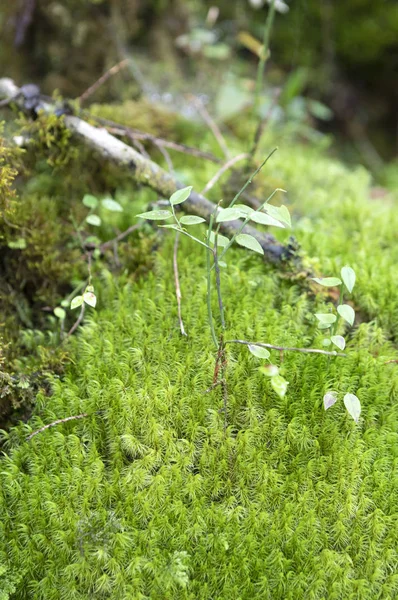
top-left (0, 0), bottom-right (397, 165)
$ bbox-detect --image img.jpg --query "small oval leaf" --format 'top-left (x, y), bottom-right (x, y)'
top-left (249, 211), bottom-right (285, 228)
top-left (209, 231), bottom-right (229, 247)
top-left (337, 304), bottom-right (355, 326)
top-left (82, 194), bottom-right (98, 209)
top-left (180, 215), bottom-right (206, 225)
top-left (71, 295), bottom-right (84, 310)
top-left (235, 234), bottom-right (264, 255)
top-left (83, 292), bottom-right (97, 308)
top-left (264, 204), bottom-right (291, 227)
top-left (331, 335), bottom-right (346, 350)
top-left (344, 393), bottom-right (361, 423)
top-left (54, 307), bottom-right (66, 320)
top-left (216, 207), bottom-right (245, 223)
top-left (8, 238), bottom-right (27, 250)
top-left (101, 198), bottom-right (123, 212)
top-left (271, 375), bottom-right (288, 398)
top-left (136, 210), bottom-right (173, 220)
top-left (341, 266), bottom-right (356, 293)
top-left (86, 214), bottom-right (101, 227)
top-left (170, 186), bottom-right (193, 206)
top-left (315, 313), bottom-right (337, 324)
top-left (259, 364), bottom-right (279, 377)
top-left (312, 277), bottom-right (342, 287)
top-left (248, 344), bottom-right (270, 359)
top-left (323, 391), bottom-right (338, 410)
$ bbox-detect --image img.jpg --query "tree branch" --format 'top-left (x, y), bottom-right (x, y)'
top-left (0, 78), bottom-right (298, 267)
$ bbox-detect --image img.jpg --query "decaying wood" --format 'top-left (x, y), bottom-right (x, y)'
top-left (0, 77), bottom-right (298, 266)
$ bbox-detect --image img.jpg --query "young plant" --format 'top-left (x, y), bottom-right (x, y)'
top-left (312, 266), bottom-right (361, 422)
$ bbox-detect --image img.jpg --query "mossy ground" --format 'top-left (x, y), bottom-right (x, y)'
top-left (1, 167), bottom-right (398, 597)
top-left (1, 100), bottom-right (398, 598)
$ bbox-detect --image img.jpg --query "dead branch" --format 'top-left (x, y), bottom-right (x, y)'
top-left (0, 78), bottom-right (297, 267)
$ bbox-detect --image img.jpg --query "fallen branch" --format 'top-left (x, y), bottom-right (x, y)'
top-left (0, 78), bottom-right (297, 267)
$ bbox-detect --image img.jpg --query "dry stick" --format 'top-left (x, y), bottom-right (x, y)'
top-left (173, 234), bottom-right (186, 336)
top-left (99, 224), bottom-right (140, 251)
top-left (201, 153), bottom-right (249, 195)
top-left (187, 94), bottom-right (230, 159)
top-left (106, 125), bottom-right (220, 164)
top-left (159, 143), bottom-right (187, 337)
top-left (26, 413), bottom-right (90, 441)
top-left (226, 339), bottom-right (346, 357)
top-left (65, 303), bottom-right (86, 339)
top-left (78, 59), bottom-right (129, 105)
top-left (0, 78), bottom-right (292, 266)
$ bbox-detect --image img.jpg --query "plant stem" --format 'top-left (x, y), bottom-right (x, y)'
top-left (218, 187), bottom-right (283, 263)
top-left (206, 214), bottom-right (218, 348)
top-left (229, 148), bottom-right (277, 210)
top-left (253, 0), bottom-right (276, 117)
top-left (213, 237), bottom-right (225, 330)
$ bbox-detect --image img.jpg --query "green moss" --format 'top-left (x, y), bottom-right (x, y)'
top-left (0, 225), bottom-right (397, 598)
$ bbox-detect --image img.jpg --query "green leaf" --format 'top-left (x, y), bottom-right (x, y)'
top-left (271, 375), bottom-right (288, 398)
top-left (170, 186), bottom-right (193, 206)
top-left (264, 204), bottom-right (291, 228)
top-left (209, 231), bottom-right (229, 247)
top-left (341, 266), bottom-right (356, 293)
top-left (180, 215), bottom-right (206, 225)
top-left (86, 214), bottom-right (101, 227)
top-left (312, 277), bottom-right (342, 287)
top-left (71, 295), bottom-right (84, 310)
top-left (318, 322), bottom-right (332, 330)
top-left (259, 364), bottom-right (279, 377)
top-left (235, 234), bottom-right (264, 255)
top-left (83, 292), bottom-right (97, 308)
top-left (8, 238), bottom-right (26, 250)
top-left (216, 207), bottom-right (245, 223)
top-left (331, 335), bottom-right (345, 350)
top-left (84, 236), bottom-right (101, 246)
top-left (344, 393), bottom-right (361, 423)
top-left (85, 285), bottom-right (94, 293)
top-left (136, 210), bottom-right (173, 220)
top-left (54, 307), bottom-right (66, 320)
top-left (249, 211), bottom-right (285, 228)
top-left (82, 194), bottom-right (98, 209)
top-left (337, 304), bottom-right (355, 326)
top-left (323, 391), bottom-right (338, 410)
top-left (248, 344), bottom-right (270, 359)
top-left (234, 204), bottom-right (253, 216)
top-left (322, 338), bottom-right (332, 346)
top-left (315, 313), bottom-right (337, 324)
top-left (101, 198), bottom-right (123, 212)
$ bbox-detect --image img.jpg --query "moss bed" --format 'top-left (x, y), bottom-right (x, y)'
top-left (0, 109), bottom-right (398, 598)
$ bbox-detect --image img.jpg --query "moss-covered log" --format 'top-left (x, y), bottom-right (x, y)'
top-left (0, 78), bottom-right (295, 266)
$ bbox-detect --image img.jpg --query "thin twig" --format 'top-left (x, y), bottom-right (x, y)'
top-left (173, 233), bottom-right (187, 336)
top-left (100, 224), bottom-right (140, 251)
top-left (26, 413), bottom-right (90, 440)
top-left (155, 141), bottom-right (174, 174)
top-left (65, 303), bottom-right (86, 339)
top-left (187, 94), bottom-right (230, 158)
top-left (201, 153), bottom-right (249, 195)
top-left (78, 59), bottom-right (129, 105)
top-left (226, 339), bottom-right (346, 357)
top-left (102, 123), bottom-right (221, 164)
top-left (384, 359), bottom-right (398, 365)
